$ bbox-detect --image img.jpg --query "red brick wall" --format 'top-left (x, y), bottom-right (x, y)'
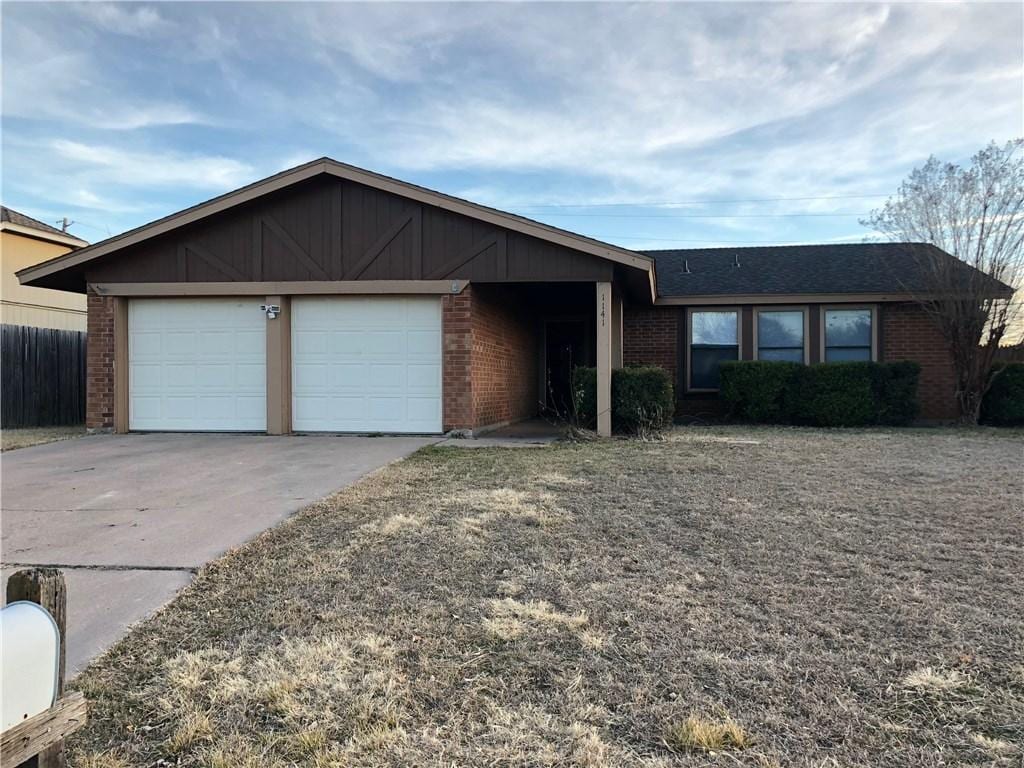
top-left (471, 285), bottom-right (538, 429)
top-left (882, 303), bottom-right (958, 421)
top-left (442, 284), bottom-right (539, 432)
top-left (86, 290), bottom-right (115, 430)
top-left (623, 306), bottom-right (679, 386)
top-left (442, 289), bottom-right (473, 431)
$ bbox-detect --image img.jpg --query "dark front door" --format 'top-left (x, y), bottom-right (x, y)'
top-left (545, 320), bottom-right (586, 417)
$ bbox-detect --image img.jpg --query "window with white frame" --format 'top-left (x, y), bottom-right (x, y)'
top-left (824, 308), bottom-right (873, 361)
top-left (756, 310), bottom-right (805, 363)
top-left (689, 310), bottom-right (738, 390)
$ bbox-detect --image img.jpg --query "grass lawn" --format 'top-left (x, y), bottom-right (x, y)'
top-left (70, 427), bottom-right (1023, 767)
top-left (1, 425), bottom-right (86, 452)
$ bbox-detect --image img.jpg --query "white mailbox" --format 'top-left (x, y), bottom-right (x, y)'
top-left (0, 601), bottom-right (60, 732)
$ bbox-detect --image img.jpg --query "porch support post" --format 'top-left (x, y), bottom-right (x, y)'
top-left (265, 295), bottom-right (292, 435)
top-left (596, 281), bottom-right (613, 437)
top-left (611, 287), bottom-right (623, 368)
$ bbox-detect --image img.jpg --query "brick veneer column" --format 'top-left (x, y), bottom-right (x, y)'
top-left (442, 287), bottom-right (473, 431)
top-left (882, 302), bottom-right (958, 421)
top-left (86, 289), bottom-right (115, 430)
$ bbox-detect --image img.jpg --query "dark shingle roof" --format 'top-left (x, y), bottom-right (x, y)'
top-left (642, 243), bottom-right (1008, 298)
top-left (1, 206), bottom-right (68, 237)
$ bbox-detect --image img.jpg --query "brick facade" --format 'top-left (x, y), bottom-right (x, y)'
top-left (623, 307), bottom-right (679, 387)
top-left (620, 302), bottom-right (959, 422)
top-left (84, 289), bottom-right (958, 432)
top-left (470, 285), bottom-right (538, 430)
top-left (86, 290), bottom-right (115, 431)
top-left (882, 302), bottom-right (958, 421)
top-left (442, 284), bottom-right (539, 432)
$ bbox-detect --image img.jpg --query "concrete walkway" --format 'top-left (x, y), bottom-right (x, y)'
top-left (1, 433), bottom-right (436, 673)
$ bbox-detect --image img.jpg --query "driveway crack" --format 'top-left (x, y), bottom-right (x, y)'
top-left (1, 562), bottom-right (198, 573)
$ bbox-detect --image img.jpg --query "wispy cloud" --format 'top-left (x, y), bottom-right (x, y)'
top-left (49, 140), bottom-right (256, 189)
top-left (1, 1), bottom-right (1020, 245)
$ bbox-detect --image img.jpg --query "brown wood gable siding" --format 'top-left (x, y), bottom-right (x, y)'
top-left (86, 176), bottom-right (613, 285)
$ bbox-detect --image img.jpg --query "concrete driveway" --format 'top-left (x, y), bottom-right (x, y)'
top-left (1, 433), bottom-right (437, 673)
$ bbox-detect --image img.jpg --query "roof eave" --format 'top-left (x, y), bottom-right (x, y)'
top-left (2, 221), bottom-right (88, 248)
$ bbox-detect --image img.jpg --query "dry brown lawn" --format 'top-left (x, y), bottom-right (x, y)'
top-left (1, 425), bottom-right (86, 452)
top-left (70, 427), bottom-right (1023, 767)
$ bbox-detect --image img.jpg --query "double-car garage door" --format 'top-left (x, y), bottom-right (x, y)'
top-left (128, 297), bottom-right (442, 433)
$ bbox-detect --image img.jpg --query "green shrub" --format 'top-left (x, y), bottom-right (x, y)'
top-left (874, 361), bottom-right (921, 426)
top-left (613, 365), bottom-right (675, 433)
top-left (981, 363), bottom-right (1024, 426)
top-left (788, 363), bottom-right (878, 427)
top-left (720, 360), bottom-right (921, 427)
top-left (571, 365), bottom-right (675, 434)
top-left (720, 361), bottom-right (801, 422)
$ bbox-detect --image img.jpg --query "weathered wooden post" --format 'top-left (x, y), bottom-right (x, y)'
top-left (2, 568), bottom-right (84, 768)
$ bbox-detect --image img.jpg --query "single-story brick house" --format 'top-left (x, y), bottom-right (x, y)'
top-left (17, 158), bottom-right (994, 436)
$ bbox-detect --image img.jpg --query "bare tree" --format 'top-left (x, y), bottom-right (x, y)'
top-left (863, 139), bottom-right (1024, 425)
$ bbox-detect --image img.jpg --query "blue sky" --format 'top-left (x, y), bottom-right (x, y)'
top-left (2, 1), bottom-right (1022, 250)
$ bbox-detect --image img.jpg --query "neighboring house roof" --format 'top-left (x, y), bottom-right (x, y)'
top-left (644, 243), bottom-right (1014, 300)
top-left (1, 206), bottom-right (88, 248)
top-left (16, 158), bottom-right (654, 292)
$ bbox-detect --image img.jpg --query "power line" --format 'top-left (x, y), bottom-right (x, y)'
top-left (522, 211), bottom-right (871, 219)
top-left (608, 234), bottom-right (870, 244)
top-left (513, 193), bottom-right (891, 209)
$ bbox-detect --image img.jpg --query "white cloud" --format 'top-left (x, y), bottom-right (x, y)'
top-left (1, 2), bottom-right (1020, 243)
top-left (49, 140), bottom-right (256, 189)
top-left (72, 3), bottom-right (173, 37)
top-left (1, 9), bottom-right (208, 130)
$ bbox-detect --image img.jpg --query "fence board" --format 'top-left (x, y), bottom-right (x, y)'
top-left (1, 324), bottom-right (86, 428)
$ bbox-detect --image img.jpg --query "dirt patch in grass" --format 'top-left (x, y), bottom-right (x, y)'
top-left (1, 425), bottom-right (86, 451)
top-left (70, 427), bottom-right (1023, 766)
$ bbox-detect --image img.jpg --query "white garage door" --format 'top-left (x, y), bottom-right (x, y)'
top-left (129, 299), bottom-right (266, 431)
top-left (291, 296), bottom-right (442, 433)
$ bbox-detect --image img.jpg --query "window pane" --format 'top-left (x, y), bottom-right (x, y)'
top-left (691, 311), bottom-right (738, 345)
top-left (691, 346), bottom-right (737, 389)
top-left (758, 311), bottom-right (803, 348)
top-left (825, 347), bottom-right (872, 362)
top-left (759, 347), bottom-right (804, 363)
top-left (825, 309), bottom-right (871, 347)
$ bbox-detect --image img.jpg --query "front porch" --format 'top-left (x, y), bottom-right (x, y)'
top-left (443, 281), bottom-right (622, 436)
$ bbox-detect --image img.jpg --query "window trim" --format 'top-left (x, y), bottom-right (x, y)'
top-left (752, 305), bottom-right (809, 364)
top-left (819, 304), bottom-right (878, 363)
top-left (685, 306), bottom-right (742, 393)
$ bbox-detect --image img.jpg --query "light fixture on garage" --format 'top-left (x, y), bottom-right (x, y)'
top-left (261, 304), bottom-right (281, 319)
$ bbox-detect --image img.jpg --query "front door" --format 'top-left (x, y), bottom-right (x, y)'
top-left (544, 320), bottom-right (586, 417)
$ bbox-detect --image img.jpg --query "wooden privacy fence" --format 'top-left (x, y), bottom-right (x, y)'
top-left (1, 325), bottom-right (86, 428)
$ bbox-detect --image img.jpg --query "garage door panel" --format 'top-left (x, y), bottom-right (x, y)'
top-left (369, 363), bottom-right (404, 388)
top-left (129, 299), bottom-right (266, 431)
top-left (408, 330), bottom-right (441, 355)
top-left (407, 363), bottom-right (441, 389)
top-left (165, 365), bottom-right (198, 388)
top-left (291, 297), bottom-right (442, 433)
top-left (407, 397), bottom-right (441, 421)
top-left (328, 397), bottom-right (365, 420)
top-left (327, 363), bottom-right (366, 389)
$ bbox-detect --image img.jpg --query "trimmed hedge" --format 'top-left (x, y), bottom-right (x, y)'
top-left (981, 363), bottom-right (1024, 426)
top-left (720, 360), bottom-right (920, 427)
top-left (572, 365), bottom-right (675, 433)
top-left (719, 361), bottom-right (801, 422)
